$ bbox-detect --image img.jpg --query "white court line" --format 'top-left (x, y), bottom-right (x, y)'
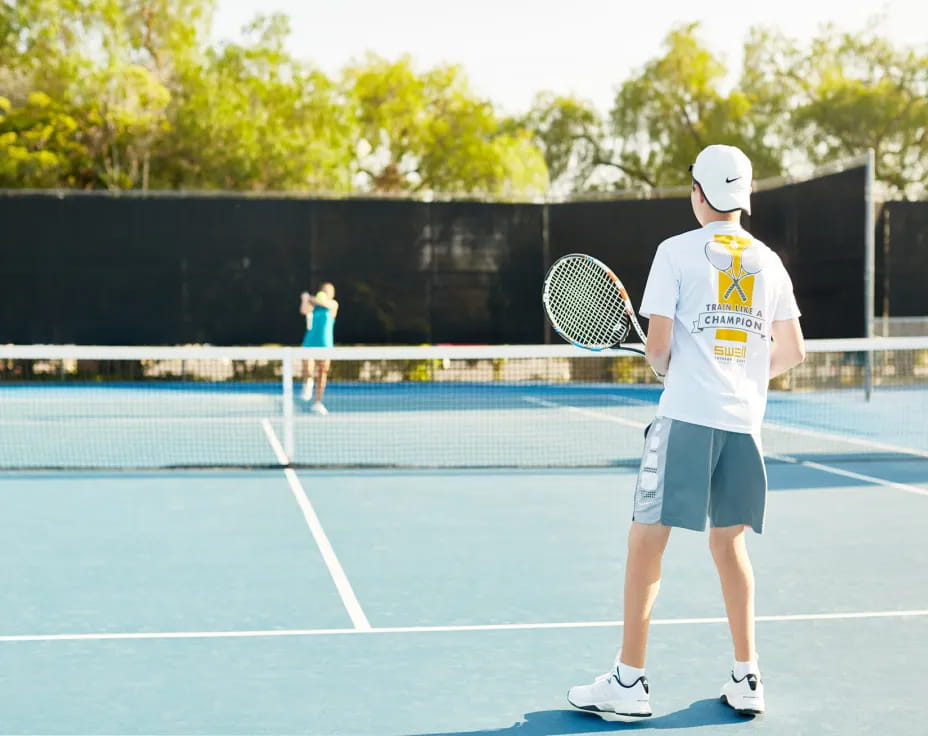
top-left (527, 398), bottom-right (928, 497)
top-left (2, 609), bottom-right (926, 644)
top-left (539, 391), bottom-right (928, 462)
top-left (764, 421), bottom-right (928, 461)
top-left (260, 419), bottom-right (371, 631)
top-left (566, 393), bottom-right (928, 461)
top-left (768, 453), bottom-right (928, 498)
top-left (260, 418), bottom-right (290, 465)
top-left (522, 396), bottom-right (647, 430)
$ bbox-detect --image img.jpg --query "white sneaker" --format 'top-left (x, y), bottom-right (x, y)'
top-left (301, 381), bottom-right (314, 401)
top-left (567, 667), bottom-right (652, 718)
top-left (720, 671), bottom-right (765, 715)
top-left (310, 401), bottom-right (328, 415)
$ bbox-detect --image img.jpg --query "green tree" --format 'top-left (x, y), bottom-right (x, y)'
top-left (522, 92), bottom-right (603, 195)
top-left (82, 62), bottom-right (171, 189)
top-left (743, 22), bottom-right (928, 198)
top-left (119, 0), bottom-right (215, 73)
top-left (608, 24), bottom-right (782, 190)
top-left (0, 0), bottom-right (202, 189)
top-left (523, 24), bottom-right (782, 195)
top-left (344, 54), bottom-right (548, 197)
top-left (152, 14), bottom-right (355, 191)
top-left (0, 92), bottom-right (89, 187)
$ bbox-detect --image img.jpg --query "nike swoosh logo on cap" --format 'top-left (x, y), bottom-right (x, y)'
top-left (725, 176), bottom-right (741, 183)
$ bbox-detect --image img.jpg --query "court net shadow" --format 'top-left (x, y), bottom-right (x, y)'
top-left (409, 698), bottom-right (751, 735)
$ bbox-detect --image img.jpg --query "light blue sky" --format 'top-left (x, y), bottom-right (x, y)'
top-left (212, 0), bottom-right (924, 114)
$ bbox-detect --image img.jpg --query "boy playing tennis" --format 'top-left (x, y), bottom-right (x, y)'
top-left (568, 145), bottom-right (805, 717)
top-left (299, 282), bottom-right (339, 414)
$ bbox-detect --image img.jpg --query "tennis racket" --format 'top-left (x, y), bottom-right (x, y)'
top-left (542, 253), bottom-right (648, 356)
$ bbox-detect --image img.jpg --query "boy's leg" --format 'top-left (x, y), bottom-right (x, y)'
top-left (709, 524), bottom-right (756, 662)
top-left (708, 430), bottom-right (766, 714)
top-left (620, 521), bottom-right (672, 668)
top-left (624, 417), bottom-right (711, 666)
top-left (566, 521), bottom-right (669, 718)
top-left (567, 417), bottom-right (712, 717)
top-left (710, 523), bottom-right (765, 714)
top-left (624, 417), bottom-right (715, 666)
top-left (708, 429), bottom-right (766, 664)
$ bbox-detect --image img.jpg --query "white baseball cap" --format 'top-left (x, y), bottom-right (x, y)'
top-left (690, 144), bottom-right (753, 215)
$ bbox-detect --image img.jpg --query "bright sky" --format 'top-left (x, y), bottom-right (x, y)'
top-left (212, 0), bottom-right (925, 115)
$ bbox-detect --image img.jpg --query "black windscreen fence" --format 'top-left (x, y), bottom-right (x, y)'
top-left (747, 166), bottom-right (869, 338)
top-left (1, 163), bottom-right (888, 345)
top-left (876, 202), bottom-right (928, 319)
top-left (307, 200), bottom-right (544, 345)
top-left (2, 195), bottom-right (314, 345)
top-left (546, 198), bottom-right (695, 343)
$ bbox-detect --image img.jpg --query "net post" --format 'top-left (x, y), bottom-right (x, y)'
top-left (864, 148), bottom-right (876, 401)
top-left (542, 201), bottom-right (551, 344)
top-left (282, 347), bottom-right (295, 462)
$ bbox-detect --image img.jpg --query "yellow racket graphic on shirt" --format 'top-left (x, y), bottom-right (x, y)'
top-left (705, 235), bottom-right (760, 344)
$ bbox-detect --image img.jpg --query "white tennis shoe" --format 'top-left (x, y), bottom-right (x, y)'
top-left (301, 380), bottom-right (314, 401)
top-left (567, 667), bottom-right (652, 718)
top-left (720, 671), bottom-right (765, 715)
top-left (310, 401), bottom-right (328, 415)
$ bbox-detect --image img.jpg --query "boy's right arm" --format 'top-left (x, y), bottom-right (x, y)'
top-left (770, 318), bottom-right (805, 378)
top-left (644, 314), bottom-right (673, 379)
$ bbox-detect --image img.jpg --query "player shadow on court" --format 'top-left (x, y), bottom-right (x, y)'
top-left (411, 698), bottom-right (750, 735)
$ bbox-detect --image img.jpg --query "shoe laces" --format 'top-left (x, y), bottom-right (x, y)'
top-left (597, 669), bottom-right (650, 693)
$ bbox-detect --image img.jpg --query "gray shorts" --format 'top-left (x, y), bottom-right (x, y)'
top-left (632, 417), bottom-right (767, 534)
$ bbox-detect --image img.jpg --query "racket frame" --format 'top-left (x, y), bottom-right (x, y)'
top-left (542, 253), bottom-right (648, 356)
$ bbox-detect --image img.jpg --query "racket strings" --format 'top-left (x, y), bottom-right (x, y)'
top-left (556, 261), bottom-right (629, 343)
top-left (546, 258), bottom-right (630, 348)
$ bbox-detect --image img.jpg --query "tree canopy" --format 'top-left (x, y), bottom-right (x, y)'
top-left (1, 4), bottom-right (924, 199)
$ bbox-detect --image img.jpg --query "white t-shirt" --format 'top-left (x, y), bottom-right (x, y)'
top-left (640, 220), bottom-right (801, 434)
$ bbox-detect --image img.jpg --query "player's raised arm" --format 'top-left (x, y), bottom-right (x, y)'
top-left (300, 291), bottom-right (314, 315)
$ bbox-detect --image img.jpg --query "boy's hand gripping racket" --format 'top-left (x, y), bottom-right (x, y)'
top-left (542, 253), bottom-right (649, 356)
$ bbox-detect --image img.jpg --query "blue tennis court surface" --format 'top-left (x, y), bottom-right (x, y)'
top-left (0, 461), bottom-right (926, 735)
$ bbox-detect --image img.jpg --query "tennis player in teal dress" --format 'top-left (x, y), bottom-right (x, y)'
top-left (299, 283), bottom-right (338, 414)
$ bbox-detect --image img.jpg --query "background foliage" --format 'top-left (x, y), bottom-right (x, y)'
top-left (1, 1), bottom-right (924, 198)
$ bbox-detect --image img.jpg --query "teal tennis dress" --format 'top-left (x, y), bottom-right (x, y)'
top-left (302, 299), bottom-right (335, 347)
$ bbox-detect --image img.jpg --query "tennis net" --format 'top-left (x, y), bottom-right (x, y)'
top-left (1, 338), bottom-right (926, 470)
